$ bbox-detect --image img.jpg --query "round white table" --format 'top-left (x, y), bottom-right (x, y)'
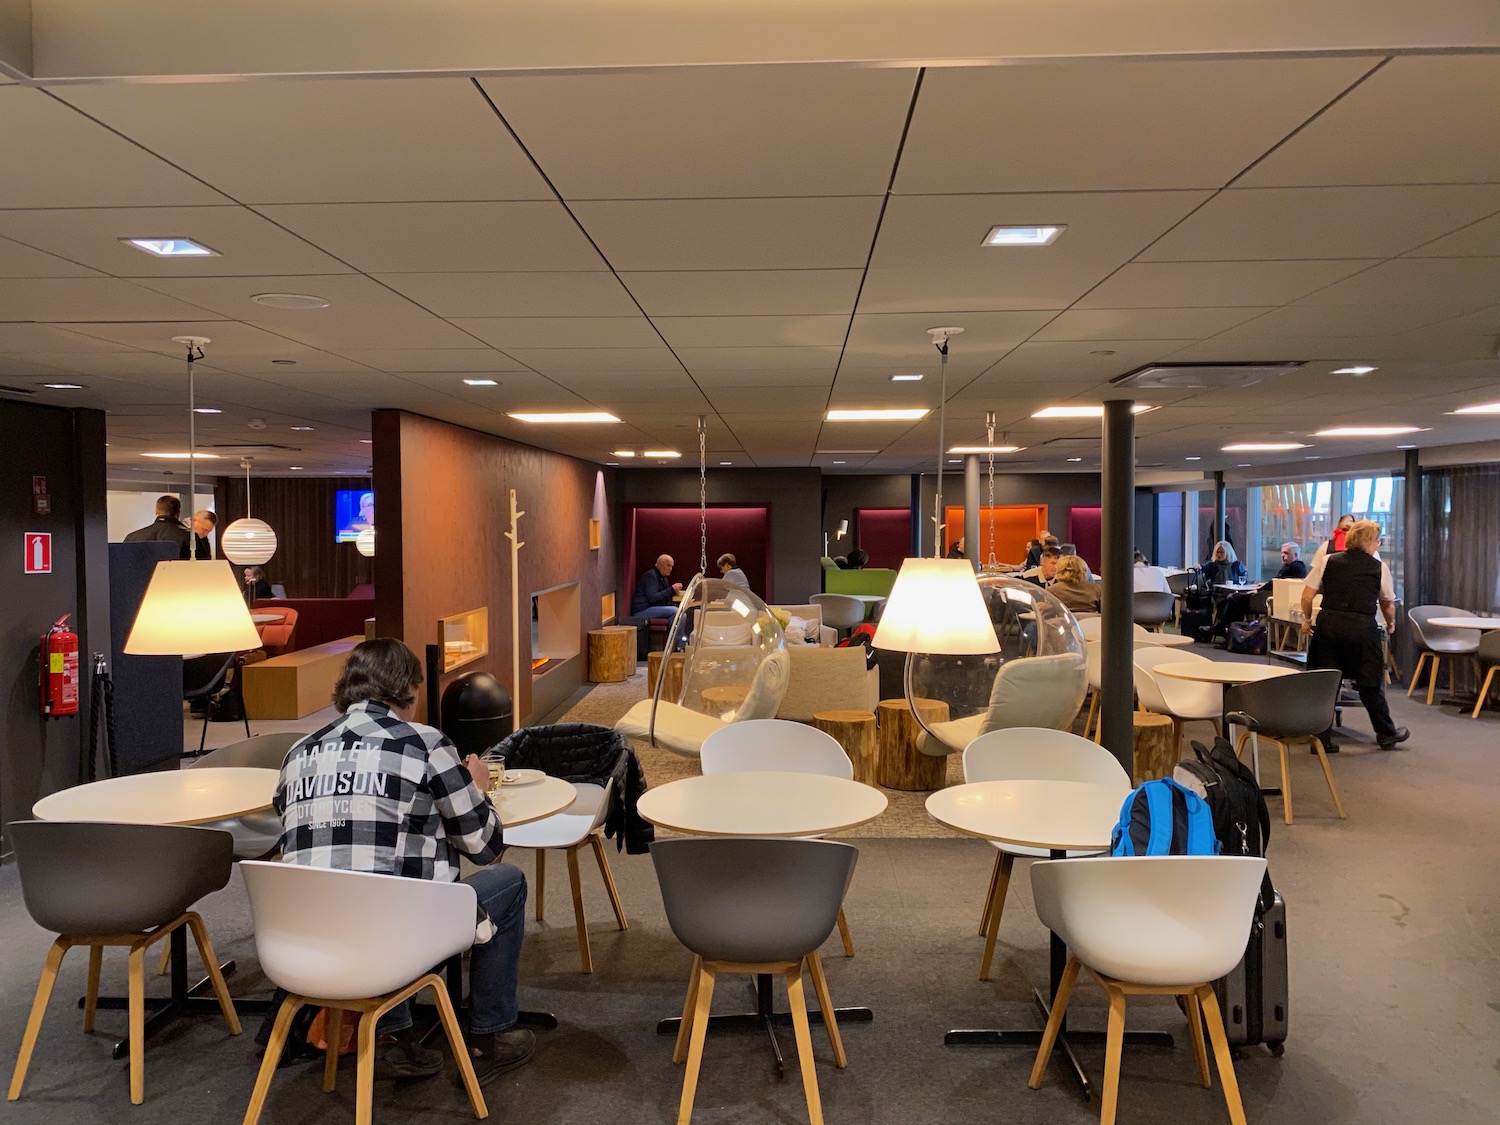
top-left (32, 767), bottom-right (277, 826)
top-left (492, 776), bottom-right (576, 828)
top-left (1428, 616), bottom-right (1500, 630)
top-left (1139, 632), bottom-right (1194, 648)
top-left (637, 771), bottom-right (888, 837)
top-left (1151, 660), bottom-right (1293, 686)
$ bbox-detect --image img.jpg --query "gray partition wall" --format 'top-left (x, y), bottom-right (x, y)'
top-left (107, 542), bottom-right (184, 775)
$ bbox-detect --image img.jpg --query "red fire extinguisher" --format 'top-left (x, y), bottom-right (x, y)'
top-left (40, 613), bottom-right (80, 718)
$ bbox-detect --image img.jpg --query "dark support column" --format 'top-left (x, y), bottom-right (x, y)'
top-left (1213, 471), bottom-right (1226, 553)
top-left (964, 455), bottom-right (980, 570)
top-left (1401, 448), bottom-right (1422, 675)
top-left (1100, 401), bottom-right (1136, 773)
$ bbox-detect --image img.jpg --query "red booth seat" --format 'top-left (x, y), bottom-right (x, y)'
top-left (253, 598), bottom-right (374, 652)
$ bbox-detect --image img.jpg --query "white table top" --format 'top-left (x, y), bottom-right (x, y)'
top-left (1139, 632), bottom-right (1195, 648)
top-left (926, 779), bottom-right (1131, 852)
top-left (637, 772), bottom-right (888, 837)
top-left (1214, 583), bottom-right (1260, 593)
top-left (1428, 616), bottom-right (1500, 631)
top-left (492, 775), bottom-right (577, 828)
top-left (849, 594), bottom-right (887, 605)
top-left (33, 768), bottom-right (279, 826)
top-left (1153, 660), bottom-right (1295, 686)
top-left (250, 612), bottom-right (284, 624)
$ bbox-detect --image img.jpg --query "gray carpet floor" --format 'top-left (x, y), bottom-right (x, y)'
top-left (3, 652), bottom-right (1499, 1123)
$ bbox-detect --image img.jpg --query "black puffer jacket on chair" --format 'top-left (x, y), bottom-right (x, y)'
top-left (489, 723), bottom-right (655, 854)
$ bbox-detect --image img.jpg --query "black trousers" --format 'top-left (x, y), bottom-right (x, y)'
top-left (1309, 617), bottom-right (1397, 743)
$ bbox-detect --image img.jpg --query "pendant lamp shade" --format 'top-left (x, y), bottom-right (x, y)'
top-left (355, 527), bottom-right (376, 557)
top-left (125, 559), bottom-right (262, 655)
top-left (221, 517), bottom-right (278, 566)
top-left (871, 557), bottom-right (1000, 655)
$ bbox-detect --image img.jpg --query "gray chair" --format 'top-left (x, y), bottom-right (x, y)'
top-left (1407, 605), bottom-right (1482, 705)
top-left (1472, 630), bottom-right (1500, 719)
top-left (1225, 669), bottom-right (1346, 825)
top-left (7, 821), bottom-right (240, 1105)
top-left (1132, 590), bottom-right (1177, 631)
top-left (183, 652), bottom-right (251, 756)
top-left (191, 730), bottom-right (306, 771)
top-left (810, 593), bottom-right (866, 639)
top-left (653, 837), bottom-right (857, 1125)
top-left (1165, 571), bottom-right (1196, 626)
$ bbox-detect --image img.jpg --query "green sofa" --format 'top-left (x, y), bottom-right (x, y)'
top-left (820, 556), bottom-right (899, 596)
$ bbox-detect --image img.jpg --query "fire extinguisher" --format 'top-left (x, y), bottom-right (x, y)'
top-left (40, 613), bottom-right (80, 718)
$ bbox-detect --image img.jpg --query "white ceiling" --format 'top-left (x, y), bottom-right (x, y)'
top-left (1, 51), bottom-right (1498, 479)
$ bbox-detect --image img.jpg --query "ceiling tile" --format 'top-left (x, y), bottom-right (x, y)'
top-left (1075, 259), bottom-right (1380, 309)
top-left (0, 278), bottom-right (220, 322)
top-left (1221, 303), bottom-right (1482, 338)
top-left (452, 316), bottom-right (661, 350)
top-left (502, 347), bottom-right (683, 374)
top-left (898, 57), bottom-right (1376, 193)
top-left (1406, 211), bottom-right (1500, 258)
top-left (705, 385), bottom-right (833, 412)
top-left (372, 272), bottom-right (639, 318)
top-left (0, 324), bottom-right (133, 352)
top-left (687, 367), bottom-right (839, 388)
top-left (653, 315), bottom-right (848, 349)
top-left (314, 349), bottom-right (523, 374)
top-left (1291, 257), bottom-right (1500, 308)
top-left (620, 269), bottom-right (863, 316)
top-left (675, 346), bottom-right (842, 372)
top-left (842, 310), bottom-right (1055, 367)
top-left (1032, 307), bottom-right (1272, 341)
top-left (0, 235), bottom-right (102, 278)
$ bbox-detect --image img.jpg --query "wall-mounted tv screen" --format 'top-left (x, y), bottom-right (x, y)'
top-left (334, 489), bottom-right (375, 543)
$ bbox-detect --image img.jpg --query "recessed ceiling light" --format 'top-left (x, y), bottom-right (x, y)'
top-left (463, 378), bottom-right (499, 386)
top-left (41, 382), bottom-right (85, 389)
top-left (291, 425), bottom-right (314, 431)
top-left (1449, 401), bottom-right (1500, 415)
top-left (889, 373), bottom-right (925, 382)
top-left (1331, 365), bottom-right (1377, 376)
top-left (1237, 463), bottom-right (1252, 468)
top-left (289, 465), bottom-right (304, 470)
top-left (1222, 442), bottom-right (1308, 452)
top-left (1185, 456), bottom-right (1202, 461)
top-left (141, 452), bottom-right (218, 460)
top-left (1305, 455), bottom-right (1321, 460)
top-left (359, 439), bottom-right (373, 444)
top-left (251, 292), bottom-right (331, 309)
top-left (644, 450), bottom-right (681, 458)
top-left (192, 407), bottom-right (222, 414)
top-left (949, 444), bottom-right (1023, 454)
top-left (719, 461), bottom-right (732, 466)
top-left (948, 458), bottom-right (961, 464)
top-left (1314, 426), bottom-right (1423, 437)
top-left (825, 408), bottom-right (929, 421)
top-left (606, 461), bottom-right (619, 466)
top-left (508, 411), bottom-right (621, 424)
top-left (832, 460), bottom-right (846, 465)
top-left (1033, 405), bottom-right (1154, 419)
top-left (1066, 457), bottom-right (1083, 463)
top-left (1397, 444), bottom-right (1417, 450)
top-left (122, 237), bottom-right (218, 258)
top-left (272, 359), bottom-right (298, 365)
top-left (610, 450), bottom-right (637, 458)
top-left (982, 225), bottom-right (1066, 247)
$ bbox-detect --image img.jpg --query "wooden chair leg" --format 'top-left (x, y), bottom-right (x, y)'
top-left (565, 844), bottom-right (593, 974)
top-left (1426, 654), bottom-right (1442, 706)
top-left (241, 994), bottom-right (301, 1125)
top-left (1100, 985), bottom-right (1127, 1125)
top-left (184, 913), bottom-right (242, 1034)
top-left (1474, 667), bottom-right (1499, 719)
top-left (1199, 985), bottom-right (1248, 1125)
top-left (1312, 737), bottom-right (1347, 819)
top-left (156, 940), bottom-right (172, 977)
top-left (806, 952), bottom-right (846, 1067)
top-left (589, 833), bottom-right (629, 930)
top-left (8, 938), bottom-right (67, 1101)
top-left (534, 849), bottom-right (547, 921)
top-left (1406, 651), bottom-right (1428, 698)
top-left (1027, 955), bottom-right (1081, 1089)
top-left (430, 980), bottom-right (489, 1119)
top-left (676, 963), bottom-right (716, 1125)
top-left (835, 908), bottom-right (855, 957)
top-left (83, 944), bottom-right (103, 1033)
top-left (127, 944), bottom-right (146, 1104)
top-left (978, 851), bottom-right (1001, 936)
top-left (672, 956), bottom-right (703, 1065)
top-left (1185, 987), bottom-right (1210, 1087)
top-left (1272, 737), bottom-right (1292, 825)
top-left (354, 998), bottom-right (379, 1125)
top-left (323, 1008), bottom-right (343, 1093)
top-left (784, 965), bottom-right (824, 1125)
top-left (979, 852), bottom-right (1014, 981)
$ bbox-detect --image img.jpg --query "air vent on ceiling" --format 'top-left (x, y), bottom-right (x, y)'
top-left (0, 383), bottom-right (38, 397)
top-left (1111, 362), bottom-right (1304, 389)
top-left (205, 442), bottom-right (300, 451)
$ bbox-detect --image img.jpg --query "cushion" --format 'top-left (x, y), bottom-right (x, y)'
top-left (917, 651), bottom-right (1088, 756)
top-left (615, 699), bottom-right (726, 758)
top-left (778, 645), bottom-right (879, 722)
top-left (735, 648), bottom-right (790, 721)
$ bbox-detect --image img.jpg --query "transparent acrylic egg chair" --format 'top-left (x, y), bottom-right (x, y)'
top-left (907, 576), bottom-right (1088, 756)
top-left (614, 575), bottom-right (790, 757)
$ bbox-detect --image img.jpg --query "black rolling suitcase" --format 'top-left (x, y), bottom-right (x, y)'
top-left (1178, 605), bottom-right (1214, 643)
top-left (1213, 892), bottom-right (1289, 1055)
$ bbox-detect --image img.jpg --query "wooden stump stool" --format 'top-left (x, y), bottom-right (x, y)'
top-left (646, 651), bottom-right (685, 700)
top-left (587, 626), bottom-right (636, 683)
top-left (1132, 711), bottom-right (1179, 784)
top-left (700, 685), bottom-right (748, 715)
top-left (876, 698), bottom-right (949, 791)
top-left (813, 709), bottom-right (878, 786)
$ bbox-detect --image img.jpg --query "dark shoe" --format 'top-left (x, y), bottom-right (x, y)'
top-left (1377, 727), bottom-right (1411, 750)
top-left (463, 1028), bottom-right (535, 1084)
top-left (375, 1030), bottom-right (444, 1080)
top-left (1313, 743), bottom-right (1339, 754)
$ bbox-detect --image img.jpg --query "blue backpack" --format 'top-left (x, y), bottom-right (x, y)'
top-left (1110, 778), bottom-right (1221, 857)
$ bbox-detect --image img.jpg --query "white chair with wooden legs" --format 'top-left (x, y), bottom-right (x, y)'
top-left (8, 822), bottom-right (241, 1106)
top-left (1472, 630), bottom-right (1500, 719)
top-left (1027, 855), bottom-right (1268, 1125)
top-left (1132, 646), bottom-right (1222, 753)
top-left (1407, 605), bottom-right (1483, 705)
top-left (504, 779), bottom-right (627, 974)
top-left (238, 863), bottom-right (488, 1125)
top-left (653, 837), bottom-right (857, 1125)
top-left (962, 729), bottom-right (1129, 981)
top-left (701, 719), bottom-right (858, 957)
top-left (1225, 668), bottom-right (1346, 825)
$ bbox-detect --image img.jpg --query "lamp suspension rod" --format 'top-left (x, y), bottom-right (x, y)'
top-left (173, 335), bottom-right (209, 553)
top-left (927, 327), bottom-right (963, 559)
top-left (697, 414), bottom-right (708, 576)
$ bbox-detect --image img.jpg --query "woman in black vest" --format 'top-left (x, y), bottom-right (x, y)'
top-left (1300, 520), bottom-right (1409, 751)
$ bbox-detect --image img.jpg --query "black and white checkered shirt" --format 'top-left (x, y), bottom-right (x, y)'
top-left (274, 700), bottom-right (503, 882)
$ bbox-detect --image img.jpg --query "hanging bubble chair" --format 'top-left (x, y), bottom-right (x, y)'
top-left (906, 575), bottom-right (1088, 756)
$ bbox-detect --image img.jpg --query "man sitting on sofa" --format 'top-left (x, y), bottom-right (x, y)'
top-left (631, 554), bottom-right (683, 620)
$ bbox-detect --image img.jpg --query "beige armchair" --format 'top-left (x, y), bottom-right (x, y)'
top-left (770, 604), bottom-right (838, 647)
top-left (777, 646), bottom-right (880, 721)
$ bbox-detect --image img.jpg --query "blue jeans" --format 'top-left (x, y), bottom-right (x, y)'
top-left (378, 862), bottom-right (528, 1036)
top-left (636, 605), bottom-right (677, 620)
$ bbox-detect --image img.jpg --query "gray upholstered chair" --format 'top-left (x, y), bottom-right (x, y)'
top-left (1132, 590), bottom-right (1177, 631)
top-left (1407, 605), bottom-right (1482, 705)
top-left (187, 731), bottom-right (305, 859)
top-left (810, 593), bottom-right (866, 639)
top-left (7, 821), bottom-right (240, 1105)
top-left (1225, 668), bottom-right (1345, 825)
top-left (653, 837), bottom-right (857, 1125)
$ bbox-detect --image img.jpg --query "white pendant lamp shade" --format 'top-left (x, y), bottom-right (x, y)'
top-left (220, 517), bottom-right (278, 566)
top-left (125, 559), bottom-right (262, 655)
top-left (355, 527), bottom-right (376, 557)
top-left (872, 557), bottom-right (1001, 655)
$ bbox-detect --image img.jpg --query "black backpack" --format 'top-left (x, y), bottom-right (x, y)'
top-left (1175, 737), bottom-right (1275, 910)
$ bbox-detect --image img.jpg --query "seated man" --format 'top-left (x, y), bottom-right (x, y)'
top-left (1215, 542), bottom-right (1309, 636)
top-left (631, 553), bottom-right (683, 621)
top-left (274, 639), bottom-right (533, 1083)
top-left (1022, 546), bottom-right (1062, 588)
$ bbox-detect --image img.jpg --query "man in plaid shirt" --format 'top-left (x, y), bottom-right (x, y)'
top-left (275, 639), bottom-right (533, 1082)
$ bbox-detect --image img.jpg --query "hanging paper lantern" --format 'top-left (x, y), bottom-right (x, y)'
top-left (221, 517), bottom-right (278, 565)
top-left (355, 527), bottom-right (376, 557)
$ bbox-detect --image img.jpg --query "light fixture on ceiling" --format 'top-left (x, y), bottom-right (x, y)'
top-left (1113, 362), bottom-right (1303, 389)
top-left (355, 527), bottom-right (376, 558)
top-left (890, 373), bottom-right (925, 382)
top-left (1314, 425), bottom-right (1424, 437)
top-left (825, 408), bottom-right (930, 421)
top-left (1066, 457), bottom-right (1083, 463)
top-left (1033, 404), bottom-right (1154, 419)
top-left (1185, 456), bottom-right (1202, 461)
top-left (1222, 442), bottom-right (1309, 452)
top-left (289, 465), bottom-right (304, 470)
top-left (948, 444), bottom-right (1022, 454)
top-left (122, 237), bottom-right (218, 258)
top-left (948, 458), bottom-right (961, 464)
top-left (508, 411), bottom-right (621, 424)
top-left (982, 225), bottom-right (1066, 247)
top-left (359, 439), bottom-right (373, 444)
top-left (142, 451), bottom-right (219, 460)
top-left (463, 378), bottom-right (499, 386)
top-left (719, 461), bottom-right (732, 466)
top-left (643, 450), bottom-right (681, 459)
top-left (1449, 402), bottom-right (1500, 415)
top-left (291, 425), bottom-right (314, 431)
top-left (1396, 445), bottom-right (1417, 450)
top-left (832, 460), bottom-right (846, 465)
top-left (192, 407), bottom-right (222, 414)
top-left (610, 450), bottom-right (637, 458)
top-left (251, 293), bottom-right (330, 309)
top-left (1331, 365), bottom-right (1377, 376)
top-left (42, 382), bottom-right (85, 390)
top-left (221, 458), bottom-right (278, 567)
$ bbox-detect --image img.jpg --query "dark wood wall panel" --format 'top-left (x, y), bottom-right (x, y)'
top-left (214, 475), bottom-right (374, 599)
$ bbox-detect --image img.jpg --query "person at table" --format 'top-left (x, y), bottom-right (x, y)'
top-left (1309, 513), bottom-right (1356, 568)
top-left (1214, 541), bottom-right (1311, 633)
top-left (1024, 532), bottom-right (1058, 569)
top-left (844, 547), bottom-right (869, 570)
top-left (1020, 537), bottom-right (1040, 566)
top-left (1301, 520), bottom-right (1409, 752)
top-left (243, 565), bottom-right (274, 603)
top-left (1132, 551), bottom-right (1172, 594)
top-left (632, 554), bottom-right (684, 620)
top-left (191, 509), bottom-right (217, 559)
top-left (945, 537), bottom-right (966, 560)
top-left (1200, 540), bottom-right (1247, 585)
top-left (1023, 546), bottom-right (1062, 587)
top-left (1049, 555), bottom-right (1100, 614)
top-left (123, 494), bottom-right (193, 558)
top-left (273, 638), bottom-right (534, 1082)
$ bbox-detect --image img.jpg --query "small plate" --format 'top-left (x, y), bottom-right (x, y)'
top-left (502, 768), bottom-right (547, 786)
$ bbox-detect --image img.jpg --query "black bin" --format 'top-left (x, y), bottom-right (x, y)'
top-left (440, 671), bottom-right (513, 758)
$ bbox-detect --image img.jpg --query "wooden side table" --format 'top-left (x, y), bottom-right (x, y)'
top-left (646, 651), bottom-right (685, 700)
top-left (1131, 711), bottom-right (1178, 783)
top-left (876, 698), bottom-right (949, 791)
top-left (587, 626), bottom-right (636, 683)
top-left (813, 709), bottom-right (878, 786)
top-left (700, 685), bottom-right (748, 714)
